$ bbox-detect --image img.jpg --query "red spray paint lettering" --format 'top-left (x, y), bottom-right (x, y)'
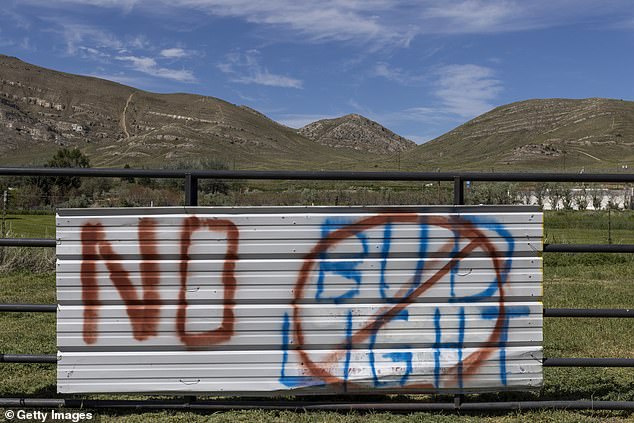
top-left (80, 216), bottom-right (239, 347)
top-left (176, 216), bottom-right (239, 347)
top-left (80, 218), bottom-right (161, 344)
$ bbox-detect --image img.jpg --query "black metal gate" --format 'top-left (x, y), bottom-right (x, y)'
top-left (0, 167), bottom-right (632, 411)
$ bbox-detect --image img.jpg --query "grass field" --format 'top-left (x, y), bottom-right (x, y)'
top-left (1, 214), bottom-right (56, 238)
top-left (0, 211), bottom-right (632, 422)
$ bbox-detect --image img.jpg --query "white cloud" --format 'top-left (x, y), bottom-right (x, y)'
top-left (20, 0), bottom-right (634, 48)
top-left (373, 62), bottom-right (408, 83)
top-left (160, 48), bottom-right (190, 58)
top-left (85, 72), bottom-right (153, 87)
top-left (154, 0), bottom-right (403, 45)
top-left (37, 17), bottom-right (161, 59)
top-left (275, 113), bottom-right (340, 128)
top-left (399, 107), bottom-right (454, 124)
top-left (0, 7), bottom-right (32, 30)
top-left (117, 55), bottom-right (155, 69)
top-left (347, 99), bottom-right (373, 116)
top-left (237, 73), bottom-right (303, 89)
top-left (77, 46), bottom-right (110, 60)
top-left (218, 50), bottom-right (302, 89)
top-left (19, 0), bottom-right (409, 47)
top-left (116, 55), bottom-right (196, 82)
top-left (34, 17), bottom-right (197, 83)
top-left (57, 23), bottom-right (124, 55)
top-left (372, 62), bottom-right (425, 85)
top-left (345, 64), bottom-right (503, 137)
top-left (52, 0), bottom-right (140, 11)
top-left (128, 34), bottom-right (151, 50)
top-left (434, 64), bottom-right (503, 118)
top-left (348, 106), bottom-right (459, 130)
top-left (424, 0), bottom-right (520, 33)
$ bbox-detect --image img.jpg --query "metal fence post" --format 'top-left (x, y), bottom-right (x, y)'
top-left (185, 174), bottom-right (198, 206)
top-left (2, 189), bottom-right (7, 238)
top-left (453, 176), bottom-right (464, 205)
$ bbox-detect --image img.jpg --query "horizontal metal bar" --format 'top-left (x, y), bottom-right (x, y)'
top-left (2, 167), bottom-right (634, 182)
top-left (4, 355), bottom-right (632, 367)
top-left (0, 238), bottom-right (56, 247)
top-left (2, 304), bottom-right (631, 318)
top-left (12, 237), bottom-right (618, 254)
top-left (0, 167), bottom-right (186, 179)
top-left (544, 308), bottom-right (633, 318)
top-left (0, 354), bottom-right (57, 363)
top-left (543, 358), bottom-right (634, 367)
top-left (0, 399), bottom-right (67, 408)
top-left (0, 304), bottom-right (57, 312)
top-left (0, 398), bottom-right (632, 411)
top-left (544, 244), bottom-right (634, 253)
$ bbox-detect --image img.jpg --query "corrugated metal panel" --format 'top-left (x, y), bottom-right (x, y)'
top-left (57, 206), bottom-right (543, 394)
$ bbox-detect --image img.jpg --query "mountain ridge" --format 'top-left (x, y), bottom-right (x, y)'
top-left (298, 113), bottom-right (416, 155)
top-left (0, 55), bottom-right (375, 169)
top-left (2, 55), bottom-right (634, 172)
top-left (407, 97), bottom-right (634, 171)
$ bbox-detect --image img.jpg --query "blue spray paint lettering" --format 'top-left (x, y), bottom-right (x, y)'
top-left (279, 312), bottom-right (322, 388)
top-left (368, 309), bottom-right (411, 387)
top-left (343, 309), bottom-right (353, 391)
top-left (449, 227), bottom-right (461, 298)
top-left (480, 305), bottom-right (531, 385)
top-left (449, 216), bottom-right (515, 303)
top-left (278, 214), bottom-right (529, 391)
top-left (379, 222), bottom-right (393, 300)
top-left (316, 218), bottom-right (368, 303)
top-left (433, 306), bottom-right (466, 389)
top-left (380, 220), bottom-right (428, 301)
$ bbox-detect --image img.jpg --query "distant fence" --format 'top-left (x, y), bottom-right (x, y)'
top-left (0, 168), bottom-right (633, 412)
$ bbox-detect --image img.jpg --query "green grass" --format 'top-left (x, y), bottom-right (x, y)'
top-left (2, 214), bottom-right (55, 238)
top-left (0, 211), bottom-right (633, 421)
top-left (94, 410), bottom-right (634, 422)
top-left (545, 210), bottom-right (634, 244)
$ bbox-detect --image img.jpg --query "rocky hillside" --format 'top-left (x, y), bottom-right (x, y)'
top-left (0, 55), bottom-right (369, 169)
top-left (407, 98), bottom-right (634, 171)
top-left (299, 114), bottom-right (416, 155)
top-left (4, 55), bottom-right (632, 172)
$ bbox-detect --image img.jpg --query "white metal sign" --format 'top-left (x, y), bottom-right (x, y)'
top-left (56, 206), bottom-right (543, 394)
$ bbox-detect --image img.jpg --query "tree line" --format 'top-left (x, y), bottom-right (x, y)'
top-left (1, 148), bottom-right (632, 211)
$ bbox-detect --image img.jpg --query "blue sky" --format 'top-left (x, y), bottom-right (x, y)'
top-left (1, 1), bottom-right (634, 143)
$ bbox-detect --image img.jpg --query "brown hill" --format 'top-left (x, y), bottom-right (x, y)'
top-left (4, 55), bottom-right (632, 173)
top-left (0, 55), bottom-right (370, 169)
top-left (406, 98), bottom-right (634, 171)
top-left (299, 114), bottom-right (416, 155)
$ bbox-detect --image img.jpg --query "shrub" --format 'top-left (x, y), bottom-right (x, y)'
top-left (0, 230), bottom-right (55, 273)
